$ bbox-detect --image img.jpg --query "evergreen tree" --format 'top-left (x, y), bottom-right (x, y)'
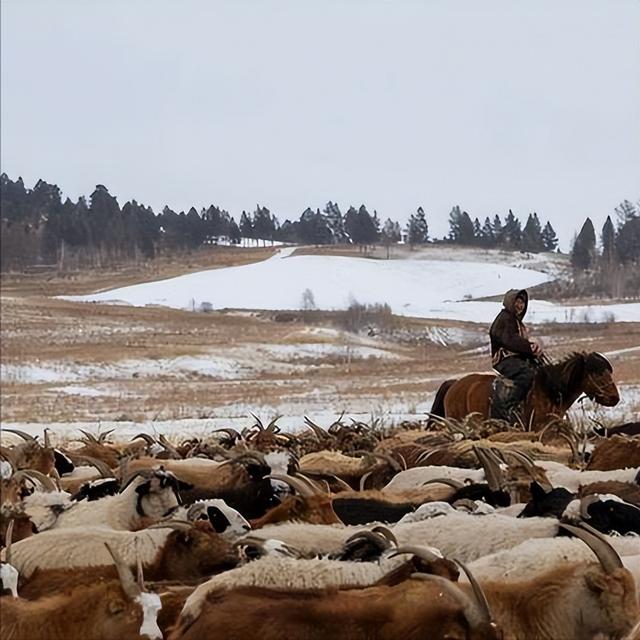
top-left (502, 210), bottom-right (522, 249)
top-left (492, 214), bottom-right (504, 246)
top-left (239, 210), bottom-right (253, 239)
top-left (447, 205), bottom-right (463, 242)
top-left (521, 213), bottom-right (544, 252)
top-left (252, 205), bottom-right (277, 243)
top-left (381, 217), bottom-right (401, 258)
top-left (407, 206), bottom-right (429, 245)
top-left (480, 217), bottom-right (495, 247)
top-left (322, 201), bottom-right (349, 244)
top-left (472, 218), bottom-right (482, 245)
top-left (571, 217), bottom-right (597, 270)
top-left (614, 199), bottom-right (637, 229)
top-left (601, 216), bottom-right (616, 265)
top-left (540, 221), bottom-right (558, 252)
top-left (616, 216), bottom-right (640, 264)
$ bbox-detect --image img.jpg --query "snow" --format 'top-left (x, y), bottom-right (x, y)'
top-left (63, 249), bottom-right (640, 324)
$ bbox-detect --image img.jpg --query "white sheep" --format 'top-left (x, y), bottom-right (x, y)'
top-left (179, 551), bottom-right (411, 626)
top-left (2, 525), bottom-right (176, 578)
top-left (536, 461), bottom-right (639, 492)
top-left (381, 465), bottom-right (486, 493)
top-left (463, 536), bottom-right (640, 591)
top-left (175, 499), bottom-right (251, 539)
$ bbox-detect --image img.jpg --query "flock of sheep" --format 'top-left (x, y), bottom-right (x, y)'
top-left (0, 414), bottom-right (639, 639)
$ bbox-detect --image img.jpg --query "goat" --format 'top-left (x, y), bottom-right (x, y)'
top-left (167, 565), bottom-right (500, 640)
top-left (587, 435), bottom-right (640, 472)
top-left (175, 499), bottom-right (251, 539)
top-left (1, 542), bottom-right (163, 640)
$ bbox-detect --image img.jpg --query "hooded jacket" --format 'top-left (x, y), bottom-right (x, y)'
top-left (489, 289), bottom-right (534, 366)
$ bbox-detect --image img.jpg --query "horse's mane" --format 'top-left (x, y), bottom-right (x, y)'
top-left (536, 351), bottom-right (612, 402)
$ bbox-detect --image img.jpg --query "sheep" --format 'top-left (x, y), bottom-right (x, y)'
top-left (464, 535), bottom-right (640, 585)
top-left (178, 538), bottom-right (453, 628)
top-left (536, 460), bottom-right (639, 492)
top-left (45, 467), bottom-right (191, 531)
top-left (246, 512), bottom-right (561, 560)
top-left (175, 498), bottom-right (251, 539)
top-left (1, 542), bottom-right (163, 640)
top-left (5, 521), bottom-right (238, 593)
top-left (382, 465), bottom-right (487, 493)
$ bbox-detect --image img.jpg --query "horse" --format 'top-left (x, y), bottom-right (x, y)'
top-left (430, 352), bottom-right (620, 430)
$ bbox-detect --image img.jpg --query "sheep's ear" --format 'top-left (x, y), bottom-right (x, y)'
top-left (529, 481), bottom-right (546, 501)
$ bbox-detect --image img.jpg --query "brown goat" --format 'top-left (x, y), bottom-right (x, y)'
top-left (579, 480), bottom-right (640, 507)
top-left (587, 435), bottom-right (640, 472)
top-left (168, 574), bottom-right (501, 640)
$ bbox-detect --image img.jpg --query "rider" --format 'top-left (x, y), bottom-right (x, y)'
top-left (489, 289), bottom-right (543, 421)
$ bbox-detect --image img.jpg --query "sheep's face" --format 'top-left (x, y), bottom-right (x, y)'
top-left (187, 500), bottom-right (251, 540)
top-left (100, 590), bottom-right (161, 640)
top-left (582, 566), bottom-right (638, 638)
top-left (135, 470), bottom-right (193, 520)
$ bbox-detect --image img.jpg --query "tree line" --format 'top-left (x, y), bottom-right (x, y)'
top-left (569, 201), bottom-right (640, 298)
top-left (0, 172), bottom-right (573, 272)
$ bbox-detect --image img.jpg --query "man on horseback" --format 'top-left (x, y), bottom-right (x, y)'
top-left (489, 289), bottom-right (543, 421)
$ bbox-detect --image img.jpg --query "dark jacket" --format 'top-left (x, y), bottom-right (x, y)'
top-left (490, 289), bottom-right (534, 366)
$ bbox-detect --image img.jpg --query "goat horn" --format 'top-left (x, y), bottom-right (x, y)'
top-left (371, 525), bottom-right (398, 546)
top-left (4, 519), bottom-right (14, 565)
top-left (303, 417), bottom-right (329, 440)
top-left (265, 416), bottom-right (282, 434)
top-left (559, 522), bottom-right (623, 574)
top-left (474, 447), bottom-right (502, 492)
top-left (104, 542), bottom-right (140, 600)
top-left (344, 530), bottom-right (393, 549)
top-left (454, 559), bottom-right (494, 625)
top-left (422, 477), bottom-right (464, 489)
top-left (148, 520), bottom-right (193, 531)
top-left (265, 473), bottom-right (314, 498)
top-left (131, 433), bottom-right (156, 446)
top-left (2, 429), bottom-right (37, 443)
top-left (72, 455), bottom-right (115, 478)
top-left (324, 473), bottom-right (353, 492)
top-left (389, 544), bottom-right (441, 563)
top-left (43, 428), bottom-right (52, 449)
top-left (359, 471), bottom-right (373, 491)
top-left (98, 429), bottom-right (115, 443)
top-left (78, 429), bottom-right (99, 445)
top-left (294, 472), bottom-right (329, 495)
top-left (502, 449), bottom-right (535, 468)
top-left (212, 428), bottom-right (242, 440)
top-left (250, 413), bottom-right (265, 430)
top-left (12, 469), bottom-right (57, 491)
top-left (410, 572), bottom-right (493, 630)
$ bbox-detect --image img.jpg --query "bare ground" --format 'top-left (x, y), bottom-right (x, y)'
top-left (1, 246), bottom-right (639, 424)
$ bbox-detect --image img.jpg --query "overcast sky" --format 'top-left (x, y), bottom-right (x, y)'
top-left (1, 0), bottom-right (639, 248)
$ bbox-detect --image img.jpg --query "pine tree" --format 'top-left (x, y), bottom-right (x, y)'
top-left (322, 201), bottom-right (349, 244)
top-left (521, 213), bottom-right (544, 253)
top-left (614, 200), bottom-right (637, 229)
top-left (472, 218), bottom-right (482, 245)
top-left (601, 216), bottom-right (616, 265)
top-left (239, 211), bottom-right (253, 239)
top-left (492, 215), bottom-right (504, 246)
top-left (540, 221), bottom-right (558, 252)
top-left (381, 218), bottom-right (401, 258)
top-left (616, 216), bottom-right (640, 264)
top-left (407, 207), bottom-right (428, 246)
top-left (480, 217), bottom-right (495, 247)
top-left (502, 210), bottom-right (522, 249)
top-left (447, 205), bottom-right (463, 242)
top-left (571, 217), bottom-right (597, 270)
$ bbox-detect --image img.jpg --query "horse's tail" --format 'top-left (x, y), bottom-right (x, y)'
top-left (427, 378), bottom-right (457, 425)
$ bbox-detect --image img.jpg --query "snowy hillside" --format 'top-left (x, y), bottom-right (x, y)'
top-left (65, 248), bottom-right (640, 324)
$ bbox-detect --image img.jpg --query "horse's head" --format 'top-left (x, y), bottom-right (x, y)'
top-left (582, 352), bottom-right (619, 406)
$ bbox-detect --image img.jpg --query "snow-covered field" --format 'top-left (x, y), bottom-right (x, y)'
top-left (65, 248), bottom-right (640, 323)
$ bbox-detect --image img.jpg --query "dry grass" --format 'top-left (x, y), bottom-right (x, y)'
top-left (1, 246), bottom-right (639, 424)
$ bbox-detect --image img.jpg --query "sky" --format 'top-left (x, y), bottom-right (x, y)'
top-left (1, 0), bottom-right (639, 248)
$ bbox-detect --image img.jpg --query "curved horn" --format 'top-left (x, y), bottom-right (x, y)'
top-left (344, 530), bottom-right (393, 550)
top-left (212, 428), bottom-right (242, 440)
top-left (359, 471), bottom-right (373, 491)
top-left (12, 469), bottom-right (57, 491)
top-left (78, 429), bottom-right (99, 445)
top-left (303, 417), bottom-right (329, 441)
top-left (1, 429), bottom-right (36, 443)
top-left (294, 472), bottom-right (329, 495)
top-left (422, 477), bottom-right (464, 489)
top-left (389, 544), bottom-right (442, 563)
top-left (371, 525), bottom-right (398, 546)
top-left (72, 455), bottom-right (115, 478)
top-left (474, 447), bottom-right (503, 492)
top-left (131, 433), bottom-right (157, 446)
top-left (250, 413), bottom-right (265, 430)
top-left (98, 429), bottom-right (115, 443)
top-left (265, 473), bottom-right (314, 498)
top-left (265, 416), bottom-right (282, 434)
top-left (579, 494), bottom-right (601, 519)
top-left (0, 446), bottom-right (18, 469)
top-left (501, 449), bottom-right (535, 468)
top-left (454, 559), bottom-right (494, 625)
top-left (323, 473), bottom-right (353, 492)
top-left (104, 542), bottom-right (140, 600)
top-left (559, 522), bottom-right (623, 574)
top-left (4, 519), bottom-right (14, 565)
top-left (410, 572), bottom-right (493, 630)
top-left (158, 434), bottom-right (181, 458)
top-left (148, 520), bottom-right (193, 531)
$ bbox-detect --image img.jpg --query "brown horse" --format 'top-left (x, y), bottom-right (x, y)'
top-left (430, 352), bottom-right (620, 430)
